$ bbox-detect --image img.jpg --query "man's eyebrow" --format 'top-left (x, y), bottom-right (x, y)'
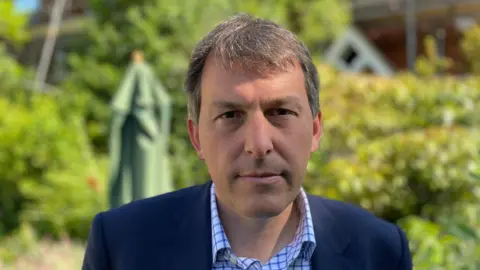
top-left (211, 96), bottom-right (303, 111)
top-left (212, 100), bottom-right (245, 110)
top-left (263, 96), bottom-right (303, 112)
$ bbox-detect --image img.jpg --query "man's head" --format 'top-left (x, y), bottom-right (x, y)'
top-left (185, 14), bottom-right (322, 218)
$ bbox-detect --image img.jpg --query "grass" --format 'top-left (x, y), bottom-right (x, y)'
top-left (0, 238), bottom-right (85, 270)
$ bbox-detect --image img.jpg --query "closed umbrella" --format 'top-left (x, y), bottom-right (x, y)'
top-left (107, 51), bottom-right (173, 209)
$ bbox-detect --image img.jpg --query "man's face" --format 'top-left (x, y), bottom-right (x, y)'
top-left (188, 56), bottom-right (322, 218)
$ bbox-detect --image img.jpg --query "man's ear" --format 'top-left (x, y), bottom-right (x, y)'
top-left (311, 111), bottom-right (322, 152)
top-left (187, 119), bottom-right (204, 160)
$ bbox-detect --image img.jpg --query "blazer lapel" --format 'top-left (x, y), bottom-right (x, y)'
top-left (308, 195), bottom-right (356, 270)
top-left (161, 186), bottom-right (357, 269)
top-left (162, 181), bottom-right (213, 270)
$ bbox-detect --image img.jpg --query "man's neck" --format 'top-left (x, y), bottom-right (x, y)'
top-left (217, 199), bottom-right (300, 264)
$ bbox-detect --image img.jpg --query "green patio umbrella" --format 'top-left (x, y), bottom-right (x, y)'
top-left (107, 51), bottom-right (173, 209)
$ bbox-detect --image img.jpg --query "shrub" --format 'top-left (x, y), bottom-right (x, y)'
top-left (400, 215), bottom-right (479, 268)
top-left (305, 66), bottom-right (480, 269)
top-left (461, 24), bottom-right (480, 74)
top-left (0, 94), bottom-right (107, 241)
top-left (317, 127), bottom-right (479, 220)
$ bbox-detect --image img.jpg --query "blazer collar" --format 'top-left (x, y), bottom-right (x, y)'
top-left (163, 182), bottom-right (353, 270)
top-left (162, 181), bottom-right (213, 270)
top-left (307, 194), bottom-right (354, 269)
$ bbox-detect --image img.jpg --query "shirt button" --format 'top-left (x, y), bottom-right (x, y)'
top-left (253, 261), bottom-right (262, 270)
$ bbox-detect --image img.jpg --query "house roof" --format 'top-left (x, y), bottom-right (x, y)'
top-left (324, 26), bottom-right (395, 77)
top-left (352, 0), bottom-right (480, 21)
top-left (29, 16), bottom-right (90, 39)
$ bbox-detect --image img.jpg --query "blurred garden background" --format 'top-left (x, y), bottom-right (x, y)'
top-left (1, 0), bottom-right (479, 269)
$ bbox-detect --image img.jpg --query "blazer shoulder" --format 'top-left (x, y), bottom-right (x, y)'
top-left (87, 182), bottom-right (210, 252)
top-left (308, 194), bottom-right (412, 269)
top-left (308, 194), bottom-right (399, 234)
top-left (83, 182), bottom-right (212, 269)
top-left (101, 182), bottom-right (208, 223)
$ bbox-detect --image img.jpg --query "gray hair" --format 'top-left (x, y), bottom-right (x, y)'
top-left (184, 13), bottom-right (320, 123)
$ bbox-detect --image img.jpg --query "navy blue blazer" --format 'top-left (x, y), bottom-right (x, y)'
top-left (82, 181), bottom-right (412, 270)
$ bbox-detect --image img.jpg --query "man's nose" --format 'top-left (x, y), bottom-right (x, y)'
top-left (244, 112), bottom-right (273, 158)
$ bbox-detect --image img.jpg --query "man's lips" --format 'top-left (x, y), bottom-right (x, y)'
top-left (239, 172), bottom-right (279, 177)
top-left (237, 172), bottom-right (283, 183)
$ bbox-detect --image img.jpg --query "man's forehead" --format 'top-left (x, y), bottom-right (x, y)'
top-left (200, 54), bottom-right (307, 107)
top-left (204, 79), bottom-right (305, 103)
top-left (203, 53), bottom-right (301, 80)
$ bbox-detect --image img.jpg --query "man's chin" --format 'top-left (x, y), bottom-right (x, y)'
top-left (240, 200), bottom-right (293, 219)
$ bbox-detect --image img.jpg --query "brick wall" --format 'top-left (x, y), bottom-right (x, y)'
top-left (34, 0), bottom-right (89, 25)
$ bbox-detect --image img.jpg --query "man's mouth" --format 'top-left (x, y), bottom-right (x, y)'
top-left (239, 172), bottom-right (279, 177)
top-left (237, 172), bottom-right (283, 184)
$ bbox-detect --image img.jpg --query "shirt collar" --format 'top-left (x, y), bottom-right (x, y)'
top-left (210, 182), bottom-right (316, 264)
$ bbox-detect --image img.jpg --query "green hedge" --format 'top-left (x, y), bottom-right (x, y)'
top-left (317, 127), bottom-right (478, 219)
top-left (305, 66), bottom-right (480, 267)
top-left (0, 93), bottom-right (107, 241)
top-left (462, 25), bottom-right (480, 74)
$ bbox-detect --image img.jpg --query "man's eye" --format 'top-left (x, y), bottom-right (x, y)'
top-left (220, 111), bottom-right (243, 119)
top-left (268, 108), bottom-right (296, 116)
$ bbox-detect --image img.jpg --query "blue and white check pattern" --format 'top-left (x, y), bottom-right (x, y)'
top-left (210, 184), bottom-right (316, 270)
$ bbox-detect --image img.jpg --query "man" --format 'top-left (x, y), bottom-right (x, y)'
top-left (83, 14), bottom-right (412, 270)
